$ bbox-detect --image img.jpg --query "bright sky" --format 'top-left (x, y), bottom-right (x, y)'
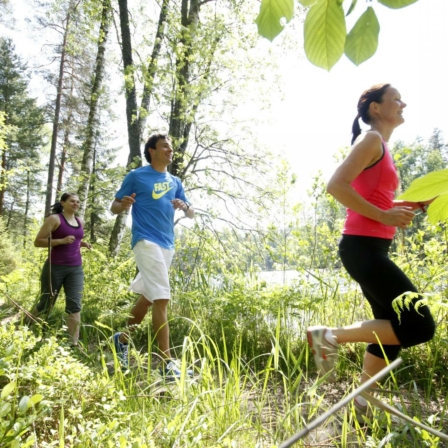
top-left (270, 0), bottom-right (448, 195)
top-left (4, 0), bottom-right (448, 203)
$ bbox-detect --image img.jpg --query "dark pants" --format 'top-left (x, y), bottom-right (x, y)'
top-left (339, 235), bottom-right (435, 360)
top-left (36, 261), bottom-right (84, 315)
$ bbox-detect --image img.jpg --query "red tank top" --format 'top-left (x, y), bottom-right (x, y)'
top-left (343, 139), bottom-right (399, 239)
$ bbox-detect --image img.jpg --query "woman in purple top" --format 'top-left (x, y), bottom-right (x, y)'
top-left (29, 193), bottom-right (91, 345)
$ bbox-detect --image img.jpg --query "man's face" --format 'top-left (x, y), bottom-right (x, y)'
top-left (151, 138), bottom-right (173, 166)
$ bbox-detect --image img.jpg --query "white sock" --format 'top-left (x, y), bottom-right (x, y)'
top-left (324, 329), bottom-right (337, 346)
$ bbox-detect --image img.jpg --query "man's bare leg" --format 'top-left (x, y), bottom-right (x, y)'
top-left (152, 299), bottom-right (171, 359)
top-left (118, 295), bottom-right (152, 344)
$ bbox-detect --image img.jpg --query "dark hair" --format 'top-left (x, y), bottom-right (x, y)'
top-left (50, 192), bottom-right (78, 214)
top-left (143, 133), bottom-right (170, 163)
top-left (351, 83), bottom-right (391, 144)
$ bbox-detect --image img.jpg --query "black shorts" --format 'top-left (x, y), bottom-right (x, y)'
top-left (339, 235), bottom-right (435, 359)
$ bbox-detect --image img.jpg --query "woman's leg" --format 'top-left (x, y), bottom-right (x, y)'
top-left (63, 266), bottom-right (84, 345)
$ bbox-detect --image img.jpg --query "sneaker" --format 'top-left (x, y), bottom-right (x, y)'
top-left (113, 332), bottom-right (128, 368)
top-left (160, 359), bottom-right (193, 381)
top-left (307, 325), bottom-right (338, 382)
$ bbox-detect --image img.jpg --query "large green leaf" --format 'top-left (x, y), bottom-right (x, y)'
top-left (378, 0), bottom-right (419, 9)
top-left (255, 0), bottom-right (294, 42)
top-left (397, 169), bottom-right (448, 202)
top-left (304, 0), bottom-right (346, 71)
top-left (345, 7), bottom-right (379, 65)
top-left (397, 169), bottom-right (448, 224)
top-left (426, 194), bottom-right (448, 224)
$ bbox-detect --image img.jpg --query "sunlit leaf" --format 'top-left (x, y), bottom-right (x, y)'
top-left (346, 0), bottom-right (358, 16)
top-left (345, 7), bottom-right (379, 65)
top-left (29, 394), bottom-right (44, 405)
top-left (426, 194), bottom-right (448, 224)
top-left (19, 396), bottom-right (30, 413)
top-left (255, 0), bottom-right (294, 42)
top-left (378, 0), bottom-right (419, 9)
top-left (298, 0), bottom-right (318, 6)
top-left (397, 169), bottom-right (448, 202)
top-left (304, 0), bottom-right (346, 70)
top-left (1, 381), bottom-right (16, 399)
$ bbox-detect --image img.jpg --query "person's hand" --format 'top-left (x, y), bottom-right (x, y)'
top-left (380, 206), bottom-right (415, 229)
top-left (171, 199), bottom-right (188, 211)
top-left (81, 241), bottom-right (92, 250)
top-left (121, 193), bottom-right (136, 211)
top-left (62, 235), bottom-right (76, 244)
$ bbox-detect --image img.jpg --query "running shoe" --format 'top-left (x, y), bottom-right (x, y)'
top-left (307, 325), bottom-right (338, 382)
top-left (160, 359), bottom-right (193, 381)
top-left (113, 332), bottom-right (129, 368)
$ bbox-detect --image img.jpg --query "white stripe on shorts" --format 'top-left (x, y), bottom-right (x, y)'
top-left (130, 239), bottom-right (174, 303)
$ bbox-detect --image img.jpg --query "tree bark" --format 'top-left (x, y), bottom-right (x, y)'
top-left (168, 0), bottom-right (201, 177)
top-left (138, 0), bottom-right (169, 135)
top-left (77, 0), bottom-right (112, 219)
top-left (44, 7), bottom-right (71, 217)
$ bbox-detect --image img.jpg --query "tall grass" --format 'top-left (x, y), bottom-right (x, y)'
top-left (1, 226), bottom-right (448, 447)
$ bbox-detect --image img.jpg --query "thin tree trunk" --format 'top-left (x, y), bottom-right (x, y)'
top-left (168, 0), bottom-right (201, 176)
top-left (117, 0), bottom-right (141, 163)
top-left (138, 0), bottom-right (170, 134)
top-left (77, 0), bottom-right (112, 219)
top-left (109, 0), bottom-right (143, 255)
top-left (56, 76), bottom-right (75, 196)
top-left (23, 170), bottom-right (30, 247)
top-left (44, 8), bottom-right (71, 217)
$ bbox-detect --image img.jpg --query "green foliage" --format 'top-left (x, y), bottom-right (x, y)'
top-left (0, 217), bottom-right (20, 276)
top-left (344, 7), bottom-right (380, 66)
top-left (256, 0), bottom-right (420, 70)
top-left (255, 0), bottom-right (294, 42)
top-left (304, 0), bottom-right (347, 71)
top-left (397, 169), bottom-right (448, 224)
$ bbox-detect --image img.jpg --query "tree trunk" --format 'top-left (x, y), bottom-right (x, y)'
top-left (109, 0), bottom-right (143, 255)
top-left (44, 8), bottom-right (71, 217)
top-left (77, 0), bottom-right (112, 219)
top-left (168, 0), bottom-right (201, 176)
top-left (23, 170), bottom-right (30, 247)
top-left (138, 0), bottom-right (170, 135)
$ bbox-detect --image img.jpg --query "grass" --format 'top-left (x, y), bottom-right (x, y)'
top-left (1, 235), bottom-right (448, 447)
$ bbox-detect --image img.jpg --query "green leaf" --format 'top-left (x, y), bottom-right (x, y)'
top-left (298, 0), bottom-right (318, 6)
top-left (304, 0), bottom-right (346, 70)
top-left (378, 0), bottom-right (419, 9)
top-left (29, 394), bottom-right (44, 406)
top-left (1, 381), bottom-right (16, 399)
top-left (344, 7), bottom-right (380, 66)
top-left (346, 0), bottom-right (358, 16)
top-left (397, 169), bottom-right (448, 202)
top-left (426, 194), bottom-right (448, 225)
top-left (18, 396), bottom-right (30, 413)
top-left (255, 0), bottom-right (294, 42)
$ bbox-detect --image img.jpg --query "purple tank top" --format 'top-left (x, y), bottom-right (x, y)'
top-left (50, 214), bottom-right (84, 266)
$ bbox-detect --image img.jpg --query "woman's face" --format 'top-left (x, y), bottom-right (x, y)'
top-left (373, 87), bottom-right (407, 127)
top-left (61, 195), bottom-right (80, 213)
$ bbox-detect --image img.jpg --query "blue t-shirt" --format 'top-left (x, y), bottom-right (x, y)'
top-left (115, 165), bottom-right (189, 250)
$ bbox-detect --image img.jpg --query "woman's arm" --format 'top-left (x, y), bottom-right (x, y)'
top-left (327, 132), bottom-right (415, 229)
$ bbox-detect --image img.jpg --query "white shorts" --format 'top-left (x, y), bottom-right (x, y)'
top-left (130, 240), bottom-right (174, 303)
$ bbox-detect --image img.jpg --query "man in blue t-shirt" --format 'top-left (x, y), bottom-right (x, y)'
top-left (111, 133), bottom-right (194, 377)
